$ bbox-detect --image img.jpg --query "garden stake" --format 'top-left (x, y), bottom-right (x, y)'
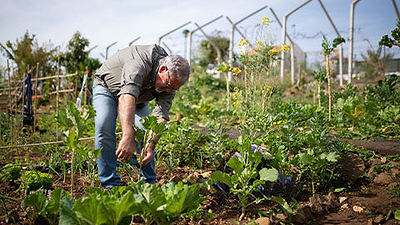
top-left (325, 53), bottom-right (332, 122)
top-left (56, 57), bottom-right (60, 142)
top-left (34, 62), bottom-right (39, 130)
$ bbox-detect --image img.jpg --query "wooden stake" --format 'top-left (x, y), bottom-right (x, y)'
top-left (34, 62), bottom-right (39, 130)
top-left (56, 58), bottom-right (60, 141)
top-left (7, 61), bottom-right (13, 144)
top-left (326, 55), bottom-right (332, 122)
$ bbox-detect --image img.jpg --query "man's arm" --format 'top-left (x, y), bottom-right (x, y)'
top-left (116, 94), bottom-right (136, 162)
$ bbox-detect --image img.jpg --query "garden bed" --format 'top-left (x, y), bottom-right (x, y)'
top-left (1, 135), bottom-right (399, 224)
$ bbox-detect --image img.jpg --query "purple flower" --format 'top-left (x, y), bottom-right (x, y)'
top-left (251, 144), bottom-right (265, 155)
top-left (232, 153), bottom-right (242, 158)
top-left (251, 144), bottom-right (272, 159)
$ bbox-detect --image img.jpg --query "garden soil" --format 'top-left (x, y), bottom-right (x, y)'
top-left (1, 137), bottom-right (399, 225)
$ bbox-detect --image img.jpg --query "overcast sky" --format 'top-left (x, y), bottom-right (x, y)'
top-left (1, 0), bottom-right (399, 68)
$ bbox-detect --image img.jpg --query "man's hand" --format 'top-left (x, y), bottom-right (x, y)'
top-left (139, 117), bottom-right (166, 165)
top-left (116, 135), bottom-right (135, 163)
top-left (140, 144), bottom-right (154, 165)
top-left (117, 94), bottom-right (137, 163)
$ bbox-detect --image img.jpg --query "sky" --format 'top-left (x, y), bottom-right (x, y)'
top-left (1, 0), bottom-right (400, 69)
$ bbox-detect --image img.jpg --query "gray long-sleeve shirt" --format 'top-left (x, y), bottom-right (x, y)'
top-left (94, 44), bottom-right (174, 120)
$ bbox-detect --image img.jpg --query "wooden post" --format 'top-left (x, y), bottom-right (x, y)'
top-left (21, 67), bottom-right (28, 131)
top-left (7, 59), bottom-right (12, 139)
top-left (297, 64), bottom-right (301, 86)
top-left (84, 68), bottom-right (88, 106)
top-left (75, 70), bottom-right (78, 101)
top-left (7, 61), bottom-right (13, 144)
top-left (56, 58), bottom-right (60, 141)
top-left (34, 62), bottom-right (39, 130)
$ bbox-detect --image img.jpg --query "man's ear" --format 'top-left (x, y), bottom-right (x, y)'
top-left (158, 65), bottom-right (167, 73)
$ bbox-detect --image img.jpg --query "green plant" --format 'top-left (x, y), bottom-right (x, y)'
top-left (291, 148), bottom-right (339, 195)
top-left (20, 170), bottom-right (53, 192)
top-left (389, 181), bottom-right (400, 198)
top-left (0, 163), bottom-right (22, 181)
top-left (321, 36), bottom-right (345, 122)
top-left (336, 96), bottom-right (374, 128)
top-left (133, 116), bottom-right (167, 177)
top-left (210, 135), bottom-right (289, 221)
top-left (312, 71), bottom-right (327, 107)
top-left (24, 188), bottom-right (70, 225)
top-left (0, 194), bottom-right (18, 223)
top-left (59, 181), bottom-right (203, 225)
top-left (56, 101), bottom-right (96, 193)
top-left (157, 118), bottom-right (208, 169)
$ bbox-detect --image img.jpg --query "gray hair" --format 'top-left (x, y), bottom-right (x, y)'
top-left (160, 55), bottom-right (190, 83)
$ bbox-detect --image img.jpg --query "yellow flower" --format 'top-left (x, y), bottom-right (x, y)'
top-left (282, 44), bottom-right (290, 52)
top-left (238, 38), bottom-right (247, 47)
top-left (262, 17), bottom-right (270, 27)
top-left (255, 41), bottom-right (264, 48)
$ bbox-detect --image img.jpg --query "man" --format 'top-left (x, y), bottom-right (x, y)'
top-left (93, 44), bottom-right (190, 188)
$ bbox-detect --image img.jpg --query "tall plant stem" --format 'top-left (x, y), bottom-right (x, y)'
top-left (244, 66), bottom-right (248, 102)
top-left (326, 54), bottom-right (332, 122)
top-left (70, 151), bottom-right (75, 194)
top-left (317, 84), bottom-right (321, 107)
top-left (225, 73), bottom-right (230, 110)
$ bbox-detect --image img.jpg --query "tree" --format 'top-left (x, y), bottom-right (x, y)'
top-left (0, 30), bottom-right (58, 79)
top-left (379, 20), bottom-right (400, 48)
top-left (198, 32), bottom-right (230, 67)
top-left (361, 47), bottom-right (393, 78)
top-left (60, 31), bottom-right (91, 74)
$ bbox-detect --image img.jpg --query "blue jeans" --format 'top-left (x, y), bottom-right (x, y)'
top-left (93, 84), bottom-right (156, 187)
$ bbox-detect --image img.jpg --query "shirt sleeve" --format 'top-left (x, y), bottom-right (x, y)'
top-left (151, 91), bottom-right (175, 121)
top-left (118, 59), bottom-right (146, 98)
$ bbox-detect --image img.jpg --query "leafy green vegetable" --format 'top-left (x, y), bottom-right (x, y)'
top-left (60, 181), bottom-right (202, 225)
top-left (24, 188), bottom-right (70, 225)
top-left (20, 170), bottom-right (52, 192)
top-left (0, 164), bottom-right (21, 181)
top-left (210, 136), bottom-right (279, 220)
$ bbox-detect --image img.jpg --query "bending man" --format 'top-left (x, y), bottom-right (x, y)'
top-left (93, 44), bottom-right (190, 188)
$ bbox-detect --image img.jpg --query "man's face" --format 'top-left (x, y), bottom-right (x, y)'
top-left (155, 67), bottom-right (183, 93)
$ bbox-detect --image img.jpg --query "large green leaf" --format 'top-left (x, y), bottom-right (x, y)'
top-left (210, 170), bottom-right (233, 188)
top-left (227, 156), bottom-right (243, 173)
top-left (259, 168), bottom-right (278, 182)
top-left (270, 196), bottom-right (293, 214)
top-left (395, 209), bottom-right (400, 221)
top-left (141, 183), bottom-right (167, 213)
top-left (72, 194), bottom-right (101, 225)
top-left (97, 192), bottom-right (138, 225)
top-left (59, 197), bottom-right (81, 225)
top-left (322, 151), bottom-right (339, 162)
top-left (45, 188), bottom-right (70, 215)
top-left (141, 116), bottom-right (167, 136)
top-left (23, 191), bottom-right (46, 214)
